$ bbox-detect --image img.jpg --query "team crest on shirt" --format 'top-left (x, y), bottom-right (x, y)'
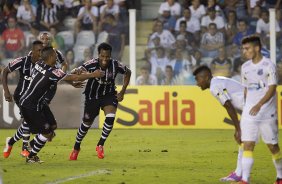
top-left (52, 69), bottom-right (65, 77)
top-left (257, 69), bottom-right (263, 75)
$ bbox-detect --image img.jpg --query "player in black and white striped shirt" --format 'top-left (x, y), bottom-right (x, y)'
top-left (2, 41), bottom-right (43, 158)
top-left (20, 46), bottom-right (104, 163)
top-left (69, 42), bottom-right (131, 160)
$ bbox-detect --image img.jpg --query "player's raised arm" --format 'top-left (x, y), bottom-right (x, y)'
top-left (2, 66), bottom-right (13, 102)
top-left (117, 68), bottom-right (131, 102)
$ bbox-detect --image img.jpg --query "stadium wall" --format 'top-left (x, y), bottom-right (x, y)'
top-left (1, 85), bottom-right (282, 129)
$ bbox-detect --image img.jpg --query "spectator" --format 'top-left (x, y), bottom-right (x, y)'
top-left (201, 7), bottom-right (225, 33)
top-left (256, 9), bottom-right (281, 40)
top-left (100, 14), bottom-right (125, 60)
top-left (16, 0), bottom-right (36, 30)
top-left (200, 23), bottom-right (224, 58)
top-left (231, 55), bottom-right (244, 82)
top-left (175, 21), bottom-right (196, 49)
top-left (62, 0), bottom-right (82, 17)
top-left (223, 0), bottom-right (247, 20)
top-left (2, 2), bottom-right (17, 21)
top-left (233, 19), bottom-right (253, 48)
top-left (50, 26), bottom-right (65, 51)
top-left (158, 0), bottom-right (181, 31)
top-left (277, 61), bottom-right (282, 85)
top-left (146, 36), bottom-right (161, 59)
top-left (161, 65), bottom-right (175, 85)
top-left (189, 0), bottom-right (206, 21)
top-left (210, 47), bottom-right (232, 77)
top-left (174, 8), bottom-right (200, 41)
top-left (149, 47), bottom-right (168, 83)
top-left (206, 0), bottom-right (223, 17)
top-left (75, 0), bottom-right (99, 34)
top-left (25, 25), bottom-right (40, 49)
top-left (264, 0), bottom-right (281, 9)
top-left (246, 0), bottom-right (264, 15)
top-left (100, 0), bottom-right (120, 22)
top-left (173, 48), bottom-right (196, 76)
top-left (65, 49), bottom-right (76, 71)
top-left (148, 20), bottom-right (176, 49)
top-left (35, 0), bottom-right (60, 31)
top-left (0, 11), bottom-right (7, 34)
top-left (0, 16), bottom-right (25, 58)
top-left (136, 65), bottom-right (158, 85)
top-left (248, 5), bottom-right (261, 32)
top-left (225, 10), bottom-right (237, 45)
top-left (92, 0), bottom-right (105, 7)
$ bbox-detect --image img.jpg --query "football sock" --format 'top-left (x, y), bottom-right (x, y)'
top-left (235, 144), bottom-right (243, 176)
top-left (8, 121), bottom-right (26, 145)
top-left (74, 122), bottom-right (91, 150)
top-left (242, 151), bottom-right (254, 182)
top-left (272, 151), bottom-right (282, 178)
top-left (28, 134), bottom-right (47, 158)
top-left (21, 121), bottom-right (30, 150)
top-left (97, 113), bottom-right (115, 146)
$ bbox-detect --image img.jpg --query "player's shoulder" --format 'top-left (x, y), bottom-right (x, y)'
top-left (83, 58), bottom-right (98, 66)
top-left (261, 57), bottom-right (275, 67)
top-left (9, 56), bottom-right (26, 67)
top-left (241, 60), bottom-right (252, 69)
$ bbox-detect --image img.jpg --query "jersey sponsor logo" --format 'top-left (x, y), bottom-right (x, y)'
top-left (35, 64), bottom-right (46, 74)
top-left (52, 69), bottom-right (65, 77)
top-left (9, 57), bottom-right (22, 67)
top-left (24, 76), bottom-right (32, 80)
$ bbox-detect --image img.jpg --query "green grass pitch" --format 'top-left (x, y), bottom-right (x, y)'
top-left (0, 129), bottom-right (280, 184)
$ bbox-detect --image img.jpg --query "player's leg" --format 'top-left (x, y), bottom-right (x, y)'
top-left (239, 118), bottom-right (259, 184)
top-left (3, 119), bottom-right (29, 158)
top-left (69, 99), bottom-right (99, 160)
top-left (42, 104), bottom-right (57, 141)
top-left (96, 95), bottom-right (118, 159)
top-left (260, 119), bottom-right (282, 183)
top-left (220, 144), bottom-right (243, 182)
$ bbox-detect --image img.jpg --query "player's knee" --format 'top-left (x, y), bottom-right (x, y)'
top-left (51, 124), bottom-right (57, 130)
top-left (83, 121), bottom-right (93, 126)
top-left (267, 143), bottom-right (280, 154)
top-left (243, 141), bottom-right (255, 151)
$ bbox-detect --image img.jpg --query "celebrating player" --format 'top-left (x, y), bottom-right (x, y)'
top-left (20, 46), bottom-right (105, 163)
top-left (232, 35), bottom-right (282, 184)
top-left (2, 40), bottom-right (43, 158)
top-left (193, 65), bottom-right (243, 182)
top-left (69, 42), bottom-right (131, 160)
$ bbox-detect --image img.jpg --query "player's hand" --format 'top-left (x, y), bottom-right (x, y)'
top-left (71, 67), bottom-right (84, 75)
top-left (72, 81), bottom-right (85, 88)
top-left (4, 91), bottom-right (13, 102)
top-left (116, 91), bottom-right (124, 102)
top-left (234, 130), bottom-right (241, 145)
top-left (92, 69), bottom-right (105, 78)
top-left (249, 103), bottom-right (261, 116)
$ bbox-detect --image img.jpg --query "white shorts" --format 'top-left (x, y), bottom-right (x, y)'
top-left (241, 118), bottom-right (278, 144)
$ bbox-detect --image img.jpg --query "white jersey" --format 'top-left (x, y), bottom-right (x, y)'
top-left (210, 76), bottom-right (244, 110)
top-left (241, 57), bottom-right (277, 121)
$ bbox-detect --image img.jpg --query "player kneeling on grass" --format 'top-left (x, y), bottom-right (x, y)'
top-left (69, 42), bottom-right (131, 160)
top-left (193, 65), bottom-right (243, 182)
top-left (19, 47), bottom-right (105, 163)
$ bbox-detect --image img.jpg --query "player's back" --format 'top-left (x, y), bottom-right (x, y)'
top-left (210, 76), bottom-right (244, 110)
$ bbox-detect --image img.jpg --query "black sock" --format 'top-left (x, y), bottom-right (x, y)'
top-left (74, 122), bottom-right (91, 150)
top-left (28, 134), bottom-right (47, 158)
top-left (97, 114), bottom-right (115, 146)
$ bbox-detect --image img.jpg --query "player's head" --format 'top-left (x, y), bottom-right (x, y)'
top-left (41, 46), bottom-right (56, 66)
top-left (241, 35), bottom-right (262, 60)
top-left (193, 65), bottom-right (212, 90)
top-left (39, 32), bottom-right (51, 47)
top-left (98, 42), bottom-right (112, 69)
top-left (31, 40), bottom-right (43, 63)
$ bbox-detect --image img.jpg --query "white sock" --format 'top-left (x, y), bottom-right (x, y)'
top-left (273, 152), bottom-right (282, 179)
top-left (235, 145), bottom-right (243, 176)
top-left (242, 151), bottom-right (254, 182)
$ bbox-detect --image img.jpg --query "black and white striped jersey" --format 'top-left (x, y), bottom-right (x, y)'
top-left (81, 58), bottom-right (129, 100)
top-left (7, 56), bottom-right (35, 103)
top-left (20, 61), bottom-right (66, 111)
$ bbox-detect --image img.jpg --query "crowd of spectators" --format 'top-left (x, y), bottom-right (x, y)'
top-left (1, 0), bottom-right (282, 86)
top-left (137, 0), bottom-right (282, 85)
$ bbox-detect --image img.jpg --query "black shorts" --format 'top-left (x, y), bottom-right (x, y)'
top-left (42, 105), bottom-right (57, 126)
top-left (20, 107), bottom-right (53, 134)
top-left (83, 94), bottom-right (118, 122)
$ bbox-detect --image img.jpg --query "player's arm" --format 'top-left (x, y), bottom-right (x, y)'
top-left (249, 85), bottom-right (276, 116)
top-left (2, 67), bottom-right (13, 102)
top-left (223, 100), bottom-right (241, 144)
top-left (63, 69), bottom-right (105, 81)
top-left (116, 68), bottom-right (131, 102)
top-left (61, 61), bottom-right (68, 72)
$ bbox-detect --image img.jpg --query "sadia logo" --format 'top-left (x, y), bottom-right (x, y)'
top-left (116, 89), bottom-right (195, 127)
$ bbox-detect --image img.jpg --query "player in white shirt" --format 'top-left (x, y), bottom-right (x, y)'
top-left (237, 35), bottom-right (282, 184)
top-left (193, 65), bottom-right (243, 182)
top-left (158, 0), bottom-right (181, 17)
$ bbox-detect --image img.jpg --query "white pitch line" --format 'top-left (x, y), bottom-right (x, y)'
top-left (46, 169), bottom-right (111, 184)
